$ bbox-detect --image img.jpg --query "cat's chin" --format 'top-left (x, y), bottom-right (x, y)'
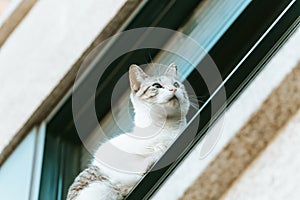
top-left (166, 96), bottom-right (179, 107)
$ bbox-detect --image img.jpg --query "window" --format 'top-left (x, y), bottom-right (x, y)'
top-left (38, 0), bottom-right (299, 199)
top-left (0, 124), bottom-right (45, 200)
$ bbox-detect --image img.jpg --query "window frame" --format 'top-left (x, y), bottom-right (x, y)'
top-left (127, 0), bottom-right (299, 199)
top-left (39, 0), bottom-right (202, 199)
top-left (0, 124), bottom-right (45, 200)
top-left (38, 0), bottom-right (300, 199)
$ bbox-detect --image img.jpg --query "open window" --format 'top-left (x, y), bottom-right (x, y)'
top-left (38, 0), bottom-right (299, 199)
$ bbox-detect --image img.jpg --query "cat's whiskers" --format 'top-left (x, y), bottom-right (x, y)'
top-left (187, 94), bottom-right (207, 110)
top-left (189, 102), bottom-right (199, 110)
top-left (188, 94), bottom-right (206, 101)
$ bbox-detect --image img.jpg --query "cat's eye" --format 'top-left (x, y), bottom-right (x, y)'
top-left (152, 83), bottom-right (163, 88)
top-left (173, 82), bottom-right (180, 88)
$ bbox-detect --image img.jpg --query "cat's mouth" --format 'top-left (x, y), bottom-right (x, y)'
top-left (169, 95), bottom-right (178, 101)
top-left (159, 95), bottom-right (179, 106)
top-left (167, 95), bottom-right (179, 105)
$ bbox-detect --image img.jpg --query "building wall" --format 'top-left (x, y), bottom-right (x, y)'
top-left (178, 28), bottom-right (300, 200)
top-left (154, 25), bottom-right (300, 199)
top-left (0, 0), bottom-right (11, 16)
top-left (0, 0), bottom-right (138, 165)
top-left (222, 109), bottom-right (300, 200)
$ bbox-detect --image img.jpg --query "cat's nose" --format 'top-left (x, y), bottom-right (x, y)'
top-left (169, 88), bottom-right (177, 92)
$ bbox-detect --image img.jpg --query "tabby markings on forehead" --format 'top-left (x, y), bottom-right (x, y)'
top-left (138, 86), bottom-right (151, 97)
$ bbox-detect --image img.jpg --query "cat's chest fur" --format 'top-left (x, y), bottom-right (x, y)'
top-left (111, 127), bottom-right (178, 154)
top-left (92, 126), bottom-right (181, 189)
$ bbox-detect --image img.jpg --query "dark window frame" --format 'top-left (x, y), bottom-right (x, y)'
top-left (39, 0), bottom-right (202, 199)
top-left (128, 0), bottom-right (300, 198)
top-left (38, 0), bottom-right (300, 199)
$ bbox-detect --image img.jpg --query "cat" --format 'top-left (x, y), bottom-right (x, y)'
top-left (67, 63), bottom-right (190, 200)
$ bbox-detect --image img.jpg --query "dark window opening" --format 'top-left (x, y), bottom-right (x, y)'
top-left (38, 0), bottom-right (300, 199)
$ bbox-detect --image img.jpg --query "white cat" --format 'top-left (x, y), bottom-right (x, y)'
top-left (67, 63), bottom-right (190, 200)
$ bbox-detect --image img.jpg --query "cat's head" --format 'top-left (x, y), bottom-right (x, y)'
top-left (129, 63), bottom-right (190, 120)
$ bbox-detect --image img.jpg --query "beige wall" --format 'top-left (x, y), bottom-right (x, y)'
top-left (0, 0), bottom-right (11, 16)
top-left (154, 27), bottom-right (300, 200)
top-left (222, 109), bottom-right (300, 200)
top-left (0, 0), bottom-right (141, 165)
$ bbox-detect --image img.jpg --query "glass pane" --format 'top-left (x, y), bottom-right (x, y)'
top-left (77, 0), bottom-right (253, 198)
top-left (0, 125), bottom-right (45, 200)
top-left (83, 0), bottom-right (251, 157)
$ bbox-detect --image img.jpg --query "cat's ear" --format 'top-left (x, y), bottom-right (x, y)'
top-left (164, 63), bottom-right (177, 78)
top-left (129, 64), bottom-right (148, 92)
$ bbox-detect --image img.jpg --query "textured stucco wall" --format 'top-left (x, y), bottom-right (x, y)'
top-left (0, 0), bottom-right (11, 17)
top-left (0, 0), bottom-right (132, 163)
top-left (153, 26), bottom-right (300, 200)
top-left (222, 109), bottom-right (300, 200)
top-left (180, 62), bottom-right (300, 200)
